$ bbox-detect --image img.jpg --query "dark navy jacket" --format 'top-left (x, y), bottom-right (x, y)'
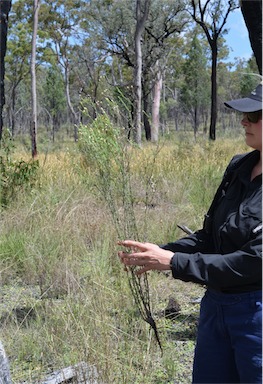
top-left (163, 150), bottom-right (262, 293)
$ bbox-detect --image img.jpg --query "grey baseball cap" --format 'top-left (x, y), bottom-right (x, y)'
top-left (224, 83), bottom-right (262, 112)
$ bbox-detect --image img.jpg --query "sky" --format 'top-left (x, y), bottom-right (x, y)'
top-left (224, 8), bottom-right (253, 63)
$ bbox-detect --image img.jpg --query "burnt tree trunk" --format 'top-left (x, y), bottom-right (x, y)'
top-left (0, 0), bottom-right (12, 142)
top-left (30, 0), bottom-right (40, 158)
top-left (142, 81), bottom-right (151, 141)
top-left (143, 93), bottom-right (151, 141)
top-left (210, 42), bottom-right (218, 141)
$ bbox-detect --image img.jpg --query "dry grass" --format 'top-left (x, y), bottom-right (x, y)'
top-left (0, 134), bottom-right (249, 383)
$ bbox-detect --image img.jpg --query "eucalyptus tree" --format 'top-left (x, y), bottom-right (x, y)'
top-left (4, 15), bottom-right (32, 136)
top-left (70, 35), bottom-right (111, 121)
top-left (160, 35), bottom-right (186, 132)
top-left (40, 0), bottom-right (87, 142)
top-left (87, 0), bottom-right (141, 140)
top-left (88, 0), bottom-right (189, 143)
top-left (143, 0), bottom-right (189, 141)
top-left (134, 0), bottom-right (150, 144)
top-left (42, 65), bottom-right (66, 141)
top-left (180, 31), bottom-right (210, 136)
top-left (5, 0), bottom-right (46, 143)
top-left (30, 0), bottom-right (40, 158)
top-left (0, 0), bottom-right (12, 141)
top-left (190, 0), bottom-right (239, 140)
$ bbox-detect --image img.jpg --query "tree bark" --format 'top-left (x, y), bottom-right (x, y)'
top-left (30, 0), bottom-right (40, 158)
top-left (151, 70), bottom-right (162, 143)
top-left (210, 44), bottom-right (217, 141)
top-left (65, 63), bottom-right (79, 142)
top-left (10, 86), bottom-right (16, 136)
top-left (0, 0), bottom-right (12, 142)
top-left (134, 0), bottom-right (150, 145)
top-left (142, 86), bottom-right (151, 141)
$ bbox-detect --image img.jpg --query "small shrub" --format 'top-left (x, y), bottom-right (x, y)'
top-left (0, 131), bottom-right (39, 208)
top-left (79, 113), bottom-right (137, 239)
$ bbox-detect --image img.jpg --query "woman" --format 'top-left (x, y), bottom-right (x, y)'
top-left (118, 84), bottom-right (262, 384)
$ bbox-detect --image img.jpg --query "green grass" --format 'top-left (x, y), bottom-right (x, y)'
top-left (0, 132), bottom-right (249, 383)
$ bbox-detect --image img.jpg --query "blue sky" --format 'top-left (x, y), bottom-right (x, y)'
top-left (224, 8), bottom-right (253, 62)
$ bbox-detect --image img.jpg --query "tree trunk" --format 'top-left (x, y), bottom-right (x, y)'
top-left (133, 0), bottom-right (150, 145)
top-left (142, 87), bottom-right (151, 141)
top-left (65, 63), bottom-right (79, 142)
top-left (209, 44), bottom-right (217, 141)
top-left (194, 105), bottom-right (198, 138)
top-left (30, 0), bottom-right (40, 158)
top-left (151, 71), bottom-right (162, 143)
top-left (241, 0), bottom-right (262, 74)
top-left (11, 86), bottom-right (15, 136)
top-left (175, 110), bottom-right (179, 132)
top-left (134, 13), bottom-right (143, 144)
top-left (0, 0), bottom-right (12, 142)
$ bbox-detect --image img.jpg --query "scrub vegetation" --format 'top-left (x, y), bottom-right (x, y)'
top-left (0, 127), bottom-right (248, 383)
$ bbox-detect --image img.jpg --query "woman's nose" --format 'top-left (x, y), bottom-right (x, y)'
top-left (241, 115), bottom-right (249, 126)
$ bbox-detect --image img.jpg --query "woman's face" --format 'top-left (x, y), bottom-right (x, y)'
top-left (241, 111), bottom-right (262, 152)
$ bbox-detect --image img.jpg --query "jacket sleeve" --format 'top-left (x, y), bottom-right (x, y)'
top-left (169, 232), bottom-right (262, 290)
top-left (161, 229), bottom-right (215, 254)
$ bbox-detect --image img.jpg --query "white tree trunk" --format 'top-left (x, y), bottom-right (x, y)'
top-left (151, 70), bottom-right (162, 143)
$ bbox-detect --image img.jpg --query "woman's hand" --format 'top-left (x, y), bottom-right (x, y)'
top-left (117, 240), bottom-right (174, 275)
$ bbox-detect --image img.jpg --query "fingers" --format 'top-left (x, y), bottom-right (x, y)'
top-left (118, 252), bottom-right (151, 265)
top-left (118, 254), bottom-right (152, 275)
top-left (136, 266), bottom-right (151, 275)
top-left (117, 240), bottom-right (148, 251)
top-left (117, 240), bottom-right (161, 275)
top-left (125, 251), bottom-right (148, 259)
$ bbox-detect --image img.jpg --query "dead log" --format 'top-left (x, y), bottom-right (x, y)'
top-left (42, 362), bottom-right (99, 384)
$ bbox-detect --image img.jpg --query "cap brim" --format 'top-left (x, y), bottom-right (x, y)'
top-left (224, 98), bottom-right (262, 112)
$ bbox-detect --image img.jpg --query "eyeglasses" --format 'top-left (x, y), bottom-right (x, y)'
top-left (243, 110), bottom-right (262, 123)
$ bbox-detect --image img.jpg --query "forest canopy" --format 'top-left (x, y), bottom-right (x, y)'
top-left (1, 0), bottom-right (261, 150)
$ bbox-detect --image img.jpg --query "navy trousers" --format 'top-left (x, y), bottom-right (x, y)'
top-left (192, 289), bottom-right (262, 384)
